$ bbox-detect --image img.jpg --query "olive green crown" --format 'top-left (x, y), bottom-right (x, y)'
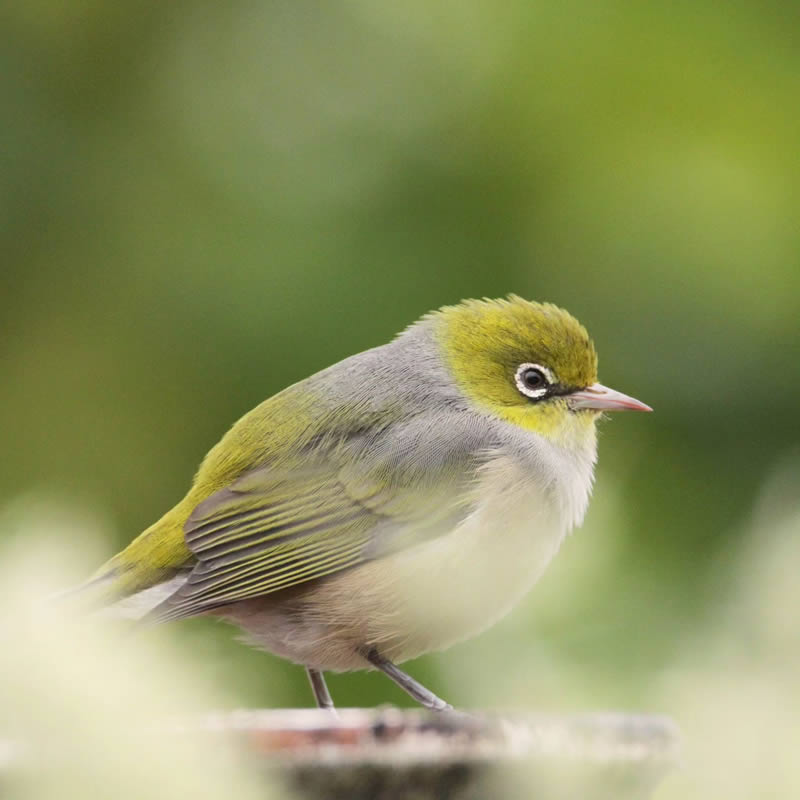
top-left (433, 295), bottom-right (598, 410)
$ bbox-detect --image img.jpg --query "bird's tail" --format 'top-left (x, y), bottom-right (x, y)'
top-left (55, 502), bottom-right (193, 620)
top-left (47, 572), bottom-right (119, 606)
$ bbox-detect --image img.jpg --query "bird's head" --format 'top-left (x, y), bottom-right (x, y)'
top-left (435, 295), bottom-right (651, 446)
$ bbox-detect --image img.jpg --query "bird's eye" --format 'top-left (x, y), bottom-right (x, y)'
top-left (514, 363), bottom-right (553, 399)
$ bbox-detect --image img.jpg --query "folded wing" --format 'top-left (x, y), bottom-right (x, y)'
top-left (149, 419), bottom-right (480, 622)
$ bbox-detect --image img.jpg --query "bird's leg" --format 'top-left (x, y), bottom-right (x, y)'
top-left (306, 667), bottom-right (336, 714)
top-left (364, 648), bottom-right (452, 712)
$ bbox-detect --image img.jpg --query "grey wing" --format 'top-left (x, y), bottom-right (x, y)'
top-left (151, 411), bottom-right (492, 622)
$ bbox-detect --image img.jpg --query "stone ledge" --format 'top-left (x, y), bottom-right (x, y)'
top-left (172, 708), bottom-right (681, 799)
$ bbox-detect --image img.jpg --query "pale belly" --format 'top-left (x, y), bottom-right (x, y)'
top-left (219, 454), bottom-right (587, 672)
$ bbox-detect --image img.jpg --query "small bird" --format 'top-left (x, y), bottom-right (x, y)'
top-left (84, 296), bottom-right (650, 711)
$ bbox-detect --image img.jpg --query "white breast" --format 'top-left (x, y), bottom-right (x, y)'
top-left (341, 440), bottom-right (597, 664)
top-left (219, 434), bottom-right (597, 672)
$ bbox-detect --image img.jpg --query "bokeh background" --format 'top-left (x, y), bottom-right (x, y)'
top-left (2, 2), bottom-right (799, 797)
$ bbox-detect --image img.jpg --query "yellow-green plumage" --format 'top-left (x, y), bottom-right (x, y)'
top-left (101, 389), bottom-right (322, 596)
top-left (437, 296), bottom-right (597, 437)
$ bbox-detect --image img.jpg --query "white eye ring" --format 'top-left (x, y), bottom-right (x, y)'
top-left (514, 363), bottom-right (554, 399)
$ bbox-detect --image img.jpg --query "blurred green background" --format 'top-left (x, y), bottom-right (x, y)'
top-left (2, 0), bottom-right (799, 764)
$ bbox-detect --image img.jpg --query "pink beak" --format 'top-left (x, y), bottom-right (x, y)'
top-left (568, 382), bottom-right (652, 412)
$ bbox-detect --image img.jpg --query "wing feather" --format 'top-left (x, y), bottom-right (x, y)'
top-left (151, 465), bottom-right (414, 621)
top-left (150, 413), bottom-right (486, 623)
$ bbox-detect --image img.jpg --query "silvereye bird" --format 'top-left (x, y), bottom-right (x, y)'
top-left (84, 296), bottom-right (650, 711)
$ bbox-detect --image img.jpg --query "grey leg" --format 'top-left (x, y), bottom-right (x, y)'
top-left (365, 648), bottom-right (452, 712)
top-left (306, 667), bottom-right (336, 712)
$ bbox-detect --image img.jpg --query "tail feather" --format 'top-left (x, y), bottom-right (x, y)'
top-left (99, 573), bottom-right (190, 621)
top-left (54, 501), bottom-right (194, 615)
top-left (47, 572), bottom-right (119, 607)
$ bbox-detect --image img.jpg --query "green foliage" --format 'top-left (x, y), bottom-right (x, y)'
top-left (1, 0), bottom-right (797, 739)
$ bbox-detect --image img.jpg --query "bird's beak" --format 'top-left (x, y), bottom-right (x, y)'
top-left (567, 383), bottom-right (653, 412)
